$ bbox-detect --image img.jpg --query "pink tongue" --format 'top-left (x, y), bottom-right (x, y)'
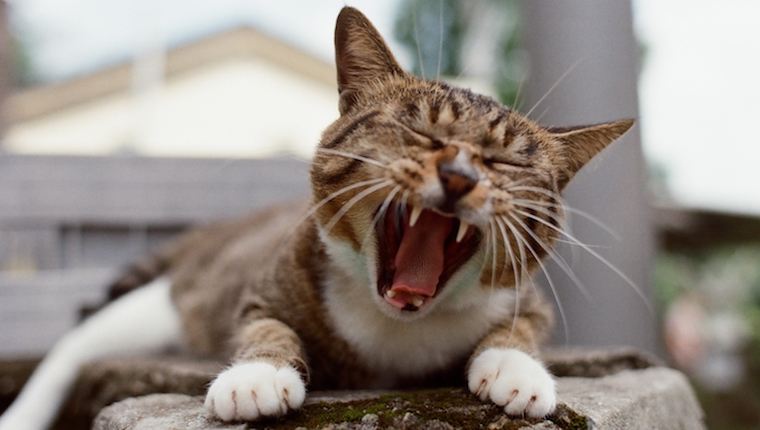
top-left (391, 210), bottom-right (452, 300)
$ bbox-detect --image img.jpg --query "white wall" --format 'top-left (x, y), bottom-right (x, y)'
top-left (4, 58), bottom-right (339, 159)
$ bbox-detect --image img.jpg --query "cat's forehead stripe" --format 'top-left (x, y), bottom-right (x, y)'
top-left (324, 110), bottom-right (381, 149)
top-left (489, 111), bottom-right (507, 132)
top-left (428, 99), bottom-right (441, 124)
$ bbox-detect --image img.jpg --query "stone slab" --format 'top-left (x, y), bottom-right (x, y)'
top-left (55, 347), bottom-right (666, 427)
top-left (558, 367), bottom-right (705, 429)
top-left (0, 348), bottom-right (704, 429)
top-left (93, 362), bottom-right (705, 430)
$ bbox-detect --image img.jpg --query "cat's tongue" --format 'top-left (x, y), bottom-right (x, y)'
top-left (389, 210), bottom-right (452, 308)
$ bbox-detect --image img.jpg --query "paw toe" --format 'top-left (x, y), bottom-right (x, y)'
top-left (205, 362), bottom-right (305, 422)
top-left (468, 348), bottom-right (556, 418)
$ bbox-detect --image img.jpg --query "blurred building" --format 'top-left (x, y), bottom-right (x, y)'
top-left (0, 26), bottom-right (330, 357)
top-left (1, 26), bottom-right (338, 158)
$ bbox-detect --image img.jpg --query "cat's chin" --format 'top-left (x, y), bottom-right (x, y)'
top-left (374, 202), bottom-right (482, 315)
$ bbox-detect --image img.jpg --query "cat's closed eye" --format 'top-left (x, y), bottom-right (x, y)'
top-left (484, 154), bottom-right (532, 169)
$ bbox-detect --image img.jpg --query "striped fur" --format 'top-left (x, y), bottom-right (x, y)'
top-left (117, 5), bottom-right (633, 416)
top-left (0, 7), bottom-right (635, 428)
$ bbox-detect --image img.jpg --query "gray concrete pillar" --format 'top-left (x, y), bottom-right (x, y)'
top-left (519, 0), bottom-right (659, 354)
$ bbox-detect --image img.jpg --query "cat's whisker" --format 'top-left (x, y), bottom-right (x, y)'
top-left (511, 71), bottom-right (526, 112)
top-left (509, 189), bottom-right (585, 266)
top-left (510, 198), bottom-right (583, 266)
top-left (533, 106), bottom-right (552, 125)
top-left (362, 185), bottom-right (402, 249)
top-left (288, 178), bottom-right (389, 240)
top-left (494, 217), bottom-right (521, 291)
top-left (507, 185), bottom-right (564, 202)
top-left (513, 199), bottom-right (621, 242)
top-left (495, 216), bottom-right (528, 288)
top-left (315, 148), bottom-right (388, 169)
top-left (489, 218), bottom-right (508, 286)
top-left (493, 217), bottom-right (523, 345)
top-left (481, 221), bottom-right (498, 318)
top-left (435, 0), bottom-right (444, 82)
top-left (487, 220), bottom-right (499, 291)
top-left (511, 208), bottom-right (654, 314)
top-left (411, 2), bottom-right (426, 80)
top-left (505, 212), bottom-right (591, 301)
top-left (552, 237), bottom-right (606, 249)
top-left (524, 58), bottom-right (583, 120)
top-left (501, 214), bottom-right (570, 344)
top-left (511, 200), bottom-right (566, 230)
top-left (284, 154), bottom-right (314, 165)
top-left (376, 152), bottom-right (397, 166)
top-left (323, 180), bottom-right (394, 234)
top-left (484, 220), bottom-right (511, 328)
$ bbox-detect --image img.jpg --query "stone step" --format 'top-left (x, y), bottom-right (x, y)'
top-left (93, 365), bottom-right (704, 429)
top-left (43, 348), bottom-right (703, 429)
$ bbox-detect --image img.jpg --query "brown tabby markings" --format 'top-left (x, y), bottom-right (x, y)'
top-left (105, 6), bottom-right (632, 395)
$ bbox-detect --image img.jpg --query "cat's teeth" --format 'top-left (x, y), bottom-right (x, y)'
top-left (456, 221), bottom-right (470, 243)
top-left (386, 290), bottom-right (396, 299)
top-left (412, 295), bottom-right (424, 308)
top-left (409, 205), bottom-right (423, 227)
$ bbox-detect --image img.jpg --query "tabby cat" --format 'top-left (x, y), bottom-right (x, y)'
top-left (0, 7), bottom-right (633, 429)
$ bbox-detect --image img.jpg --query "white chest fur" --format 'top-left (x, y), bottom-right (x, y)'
top-left (321, 263), bottom-right (515, 383)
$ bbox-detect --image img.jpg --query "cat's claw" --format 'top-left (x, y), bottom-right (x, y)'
top-left (467, 348), bottom-right (556, 418)
top-left (205, 362), bottom-right (306, 422)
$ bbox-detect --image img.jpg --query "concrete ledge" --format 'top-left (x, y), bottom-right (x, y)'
top-left (93, 367), bottom-right (703, 430)
top-left (558, 367), bottom-right (704, 429)
top-left (59, 356), bottom-right (221, 424)
top-left (75, 349), bottom-right (704, 430)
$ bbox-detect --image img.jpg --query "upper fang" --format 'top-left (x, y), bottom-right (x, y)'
top-left (409, 205), bottom-right (423, 227)
top-left (456, 221), bottom-right (469, 243)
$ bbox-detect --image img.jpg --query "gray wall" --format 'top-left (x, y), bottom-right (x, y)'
top-left (0, 155), bottom-right (309, 357)
top-left (520, 1), bottom-right (658, 354)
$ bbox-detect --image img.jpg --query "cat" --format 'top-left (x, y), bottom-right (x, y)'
top-left (0, 6), bottom-right (633, 429)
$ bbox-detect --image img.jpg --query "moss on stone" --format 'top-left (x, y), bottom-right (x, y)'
top-left (253, 387), bottom-right (588, 430)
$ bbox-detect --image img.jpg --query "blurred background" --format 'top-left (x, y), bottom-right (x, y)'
top-left (1, 0), bottom-right (759, 428)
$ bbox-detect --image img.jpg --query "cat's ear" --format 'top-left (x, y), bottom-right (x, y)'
top-left (335, 7), bottom-right (405, 114)
top-left (549, 119), bottom-right (634, 189)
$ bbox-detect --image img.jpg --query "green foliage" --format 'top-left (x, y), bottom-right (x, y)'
top-left (491, 0), bottom-right (523, 109)
top-left (4, 17), bottom-right (39, 87)
top-left (393, 0), bottom-right (524, 108)
top-left (394, 0), bottom-right (466, 79)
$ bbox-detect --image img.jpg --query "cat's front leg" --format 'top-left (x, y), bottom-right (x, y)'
top-left (466, 309), bottom-right (556, 418)
top-left (467, 347), bottom-right (556, 418)
top-left (205, 318), bottom-right (308, 422)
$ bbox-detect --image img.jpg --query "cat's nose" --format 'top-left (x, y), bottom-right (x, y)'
top-left (439, 162), bottom-right (478, 198)
top-left (437, 148), bottom-right (479, 211)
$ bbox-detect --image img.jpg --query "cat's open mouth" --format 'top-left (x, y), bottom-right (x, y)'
top-left (375, 203), bottom-right (482, 312)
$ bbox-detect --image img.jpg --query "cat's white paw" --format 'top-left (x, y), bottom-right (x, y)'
top-left (468, 348), bottom-right (556, 418)
top-left (205, 362), bottom-right (306, 422)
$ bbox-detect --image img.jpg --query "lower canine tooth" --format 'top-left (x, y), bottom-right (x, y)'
top-left (412, 296), bottom-right (424, 308)
top-left (386, 290), bottom-right (396, 299)
top-left (456, 221), bottom-right (470, 243)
